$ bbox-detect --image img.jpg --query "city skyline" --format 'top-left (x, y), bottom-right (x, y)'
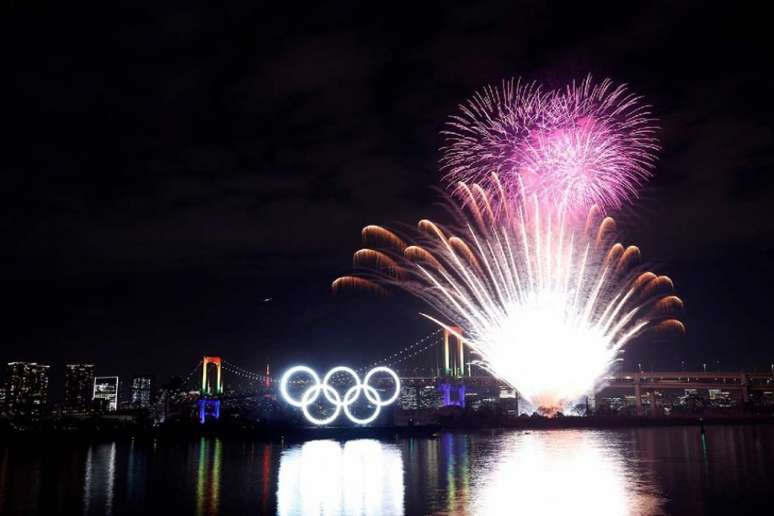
top-left (3, 3), bottom-right (773, 515)
top-left (4, 351), bottom-right (772, 408)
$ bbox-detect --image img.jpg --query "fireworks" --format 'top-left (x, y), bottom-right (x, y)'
top-left (335, 177), bottom-right (683, 413)
top-left (441, 76), bottom-right (658, 215)
top-left (333, 75), bottom-right (682, 414)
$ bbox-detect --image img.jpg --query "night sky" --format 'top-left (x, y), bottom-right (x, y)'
top-left (4, 2), bottom-right (773, 394)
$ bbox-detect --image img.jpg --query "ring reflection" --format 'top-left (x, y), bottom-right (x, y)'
top-left (277, 439), bottom-right (404, 516)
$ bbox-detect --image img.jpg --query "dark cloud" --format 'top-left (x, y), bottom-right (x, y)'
top-left (3, 1), bottom-right (773, 391)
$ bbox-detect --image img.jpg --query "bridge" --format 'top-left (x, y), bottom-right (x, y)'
top-left (159, 355), bottom-right (274, 423)
top-left (602, 371), bottom-right (774, 414)
top-left (170, 328), bottom-right (774, 421)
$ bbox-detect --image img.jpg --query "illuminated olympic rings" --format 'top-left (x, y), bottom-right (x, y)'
top-left (280, 366), bottom-right (400, 425)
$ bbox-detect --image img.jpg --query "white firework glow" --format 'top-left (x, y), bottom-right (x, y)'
top-left (335, 176), bottom-right (683, 413)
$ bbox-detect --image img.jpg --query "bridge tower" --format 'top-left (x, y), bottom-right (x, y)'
top-left (264, 363), bottom-right (271, 389)
top-left (201, 356), bottom-right (222, 395)
top-left (443, 327), bottom-right (465, 377)
top-left (199, 356), bottom-right (222, 423)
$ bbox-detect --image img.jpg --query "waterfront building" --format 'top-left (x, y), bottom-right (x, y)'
top-left (64, 364), bottom-right (95, 414)
top-left (93, 376), bottom-right (119, 412)
top-left (399, 385), bottom-right (418, 410)
top-left (131, 375), bottom-right (153, 408)
top-left (4, 362), bottom-right (50, 418)
top-left (419, 384), bottom-right (443, 409)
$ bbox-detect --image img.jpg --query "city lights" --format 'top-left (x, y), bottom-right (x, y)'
top-left (4, 4), bottom-right (769, 513)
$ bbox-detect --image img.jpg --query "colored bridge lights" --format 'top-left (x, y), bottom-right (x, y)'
top-left (280, 366), bottom-right (400, 425)
top-left (199, 356), bottom-right (222, 423)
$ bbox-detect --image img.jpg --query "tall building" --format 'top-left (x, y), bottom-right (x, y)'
top-left (4, 362), bottom-right (50, 418)
top-left (64, 364), bottom-right (95, 414)
top-left (130, 375), bottom-right (153, 408)
top-left (93, 376), bottom-right (119, 412)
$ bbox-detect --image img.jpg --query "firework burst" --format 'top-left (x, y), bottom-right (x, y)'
top-left (441, 76), bottom-right (658, 215)
top-left (335, 176), bottom-right (683, 413)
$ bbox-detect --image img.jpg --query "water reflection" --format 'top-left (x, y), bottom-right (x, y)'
top-left (82, 442), bottom-right (117, 516)
top-left (196, 437), bottom-right (223, 516)
top-left (0, 426), bottom-right (772, 515)
top-left (261, 443), bottom-right (273, 513)
top-left (126, 439), bottom-right (147, 505)
top-left (469, 431), bottom-right (663, 516)
top-left (441, 433), bottom-right (470, 513)
top-left (277, 439), bottom-right (404, 516)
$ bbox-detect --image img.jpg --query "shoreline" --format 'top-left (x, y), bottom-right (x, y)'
top-left (1, 414), bottom-right (772, 443)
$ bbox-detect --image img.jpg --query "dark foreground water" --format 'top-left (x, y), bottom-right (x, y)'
top-left (1, 425), bottom-right (773, 515)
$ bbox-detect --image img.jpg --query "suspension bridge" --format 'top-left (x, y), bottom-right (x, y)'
top-left (168, 327), bottom-right (774, 422)
top-left (169, 328), bottom-right (462, 423)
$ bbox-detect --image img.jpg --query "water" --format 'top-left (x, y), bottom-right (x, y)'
top-left (1, 425), bottom-right (772, 515)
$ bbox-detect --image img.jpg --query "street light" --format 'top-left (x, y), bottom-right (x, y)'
top-left (703, 363), bottom-right (707, 372)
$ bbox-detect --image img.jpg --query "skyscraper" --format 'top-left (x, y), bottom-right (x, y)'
top-left (4, 362), bottom-right (50, 419)
top-left (93, 376), bottom-right (119, 412)
top-left (130, 375), bottom-right (153, 408)
top-left (64, 364), bottom-right (95, 414)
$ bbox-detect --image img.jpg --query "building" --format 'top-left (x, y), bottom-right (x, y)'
top-left (64, 364), bottom-right (95, 414)
top-left (399, 385), bottom-right (418, 410)
top-left (93, 376), bottom-right (119, 412)
top-left (4, 362), bottom-right (50, 418)
top-left (130, 375), bottom-right (153, 408)
top-left (419, 384), bottom-right (443, 409)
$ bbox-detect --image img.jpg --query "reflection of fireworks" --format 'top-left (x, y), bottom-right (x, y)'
top-left (441, 76), bottom-right (658, 214)
top-left (473, 431), bottom-right (664, 515)
top-left (335, 177), bottom-right (683, 413)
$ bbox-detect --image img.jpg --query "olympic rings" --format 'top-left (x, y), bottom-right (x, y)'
top-left (280, 365), bottom-right (401, 425)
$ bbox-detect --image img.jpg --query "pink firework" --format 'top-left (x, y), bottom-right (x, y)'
top-left (441, 78), bottom-right (551, 185)
top-left (441, 76), bottom-right (659, 214)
